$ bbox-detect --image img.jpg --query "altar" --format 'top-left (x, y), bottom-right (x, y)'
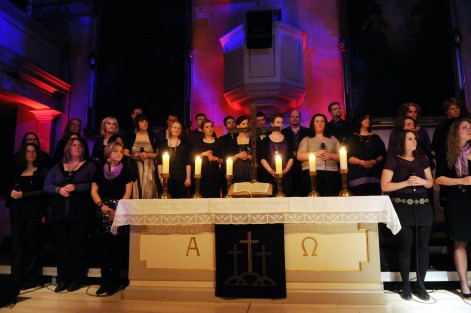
top-left (112, 196), bottom-right (400, 304)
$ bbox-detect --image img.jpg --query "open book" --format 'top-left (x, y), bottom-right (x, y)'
top-left (228, 182), bottom-right (273, 197)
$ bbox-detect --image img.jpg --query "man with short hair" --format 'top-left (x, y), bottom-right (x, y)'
top-left (282, 110), bottom-right (313, 196)
top-left (325, 102), bottom-right (352, 143)
top-left (219, 115), bottom-right (236, 195)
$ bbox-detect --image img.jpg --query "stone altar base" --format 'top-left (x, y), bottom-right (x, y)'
top-left (124, 222), bottom-right (385, 304)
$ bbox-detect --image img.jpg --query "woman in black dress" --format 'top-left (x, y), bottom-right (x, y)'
top-left (226, 116), bottom-right (253, 183)
top-left (156, 120), bottom-right (191, 198)
top-left (9, 143), bottom-right (48, 289)
top-left (345, 113), bottom-right (386, 195)
top-left (192, 120), bottom-right (222, 198)
top-left (44, 137), bottom-right (96, 293)
top-left (260, 114), bottom-right (294, 196)
top-left (381, 130), bottom-right (433, 301)
top-left (435, 117), bottom-right (471, 298)
top-left (91, 141), bottom-right (133, 296)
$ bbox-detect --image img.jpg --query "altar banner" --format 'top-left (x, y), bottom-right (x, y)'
top-left (215, 224), bottom-right (286, 299)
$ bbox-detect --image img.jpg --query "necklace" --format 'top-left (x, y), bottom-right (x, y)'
top-left (274, 142), bottom-right (280, 153)
top-left (169, 139), bottom-right (179, 157)
top-left (66, 161), bottom-right (80, 181)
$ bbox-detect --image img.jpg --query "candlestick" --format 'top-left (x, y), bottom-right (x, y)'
top-left (226, 158), bottom-right (233, 176)
top-left (195, 156), bottom-right (202, 175)
top-left (274, 174), bottom-right (285, 197)
top-left (339, 147), bottom-right (348, 170)
top-left (159, 173), bottom-right (171, 199)
top-left (309, 153), bottom-right (316, 172)
top-left (338, 169), bottom-right (353, 196)
top-left (308, 171), bottom-right (320, 197)
top-left (225, 175), bottom-right (233, 198)
top-left (275, 155), bottom-right (282, 175)
top-left (191, 174), bottom-right (203, 198)
top-left (162, 152), bottom-right (170, 174)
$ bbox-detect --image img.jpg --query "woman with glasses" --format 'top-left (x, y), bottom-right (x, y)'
top-left (9, 143), bottom-right (48, 289)
top-left (44, 137), bottom-right (96, 293)
top-left (436, 118), bottom-right (471, 298)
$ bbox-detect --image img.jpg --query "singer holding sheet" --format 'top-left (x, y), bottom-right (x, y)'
top-left (380, 130), bottom-right (433, 301)
top-left (297, 114), bottom-right (341, 196)
top-left (435, 118), bottom-right (471, 298)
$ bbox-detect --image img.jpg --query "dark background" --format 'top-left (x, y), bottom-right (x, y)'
top-left (95, 0), bottom-right (191, 132)
top-left (343, 0), bottom-right (457, 118)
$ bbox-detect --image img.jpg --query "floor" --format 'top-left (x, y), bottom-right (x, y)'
top-left (3, 285), bottom-right (471, 313)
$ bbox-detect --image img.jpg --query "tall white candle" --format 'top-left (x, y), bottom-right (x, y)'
top-left (275, 155), bottom-right (282, 174)
top-left (309, 153), bottom-right (316, 172)
top-left (226, 158), bottom-right (233, 176)
top-left (162, 152), bottom-right (170, 174)
top-left (339, 147), bottom-right (348, 170)
top-left (195, 156), bottom-right (202, 175)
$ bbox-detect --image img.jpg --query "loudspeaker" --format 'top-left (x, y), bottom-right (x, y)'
top-left (0, 277), bottom-right (21, 308)
top-left (246, 11), bottom-right (273, 49)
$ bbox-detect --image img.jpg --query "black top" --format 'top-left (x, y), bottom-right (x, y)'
top-left (156, 140), bottom-right (191, 180)
top-left (383, 154), bottom-right (430, 199)
top-left (345, 133), bottom-right (386, 185)
top-left (326, 119), bottom-right (353, 143)
top-left (92, 163), bottom-right (133, 202)
top-left (10, 167), bottom-right (48, 218)
top-left (281, 126), bottom-right (313, 151)
top-left (44, 161), bottom-right (96, 220)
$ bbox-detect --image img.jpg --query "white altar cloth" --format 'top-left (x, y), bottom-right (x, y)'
top-left (112, 196), bottom-right (401, 235)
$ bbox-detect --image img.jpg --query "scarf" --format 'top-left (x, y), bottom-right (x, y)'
top-left (104, 162), bottom-right (123, 180)
top-left (456, 143), bottom-right (471, 177)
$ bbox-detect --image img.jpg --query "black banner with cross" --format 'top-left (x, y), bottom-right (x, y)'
top-left (215, 224), bottom-right (286, 299)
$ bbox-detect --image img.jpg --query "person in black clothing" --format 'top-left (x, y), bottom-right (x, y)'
top-left (345, 113), bottom-right (386, 195)
top-left (44, 137), bottom-right (96, 293)
top-left (17, 132), bottom-right (52, 169)
top-left (91, 141), bottom-right (133, 296)
top-left (432, 98), bottom-right (463, 158)
top-left (91, 116), bottom-right (120, 166)
top-left (9, 143), bottom-right (48, 289)
top-left (435, 118), bottom-right (471, 298)
top-left (325, 102), bottom-right (352, 143)
top-left (282, 110), bottom-right (313, 196)
top-left (381, 130), bottom-right (433, 301)
top-left (220, 116), bottom-right (236, 194)
top-left (156, 120), bottom-right (192, 198)
top-left (192, 120), bottom-right (222, 198)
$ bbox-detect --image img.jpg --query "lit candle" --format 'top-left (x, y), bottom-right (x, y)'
top-left (339, 147), bottom-right (348, 170)
top-left (162, 152), bottom-right (170, 174)
top-left (195, 156), bottom-right (202, 175)
top-left (309, 153), bottom-right (316, 172)
top-left (275, 154), bottom-right (282, 175)
top-left (226, 157), bottom-right (233, 176)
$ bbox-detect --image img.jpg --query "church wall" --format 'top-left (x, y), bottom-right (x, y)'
top-left (191, 0), bottom-right (343, 136)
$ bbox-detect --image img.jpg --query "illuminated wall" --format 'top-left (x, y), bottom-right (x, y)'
top-left (191, 0), bottom-right (344, 136)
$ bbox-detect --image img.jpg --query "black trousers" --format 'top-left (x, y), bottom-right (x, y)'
top-left (52, 218), bottom-right (88, 285)
top-left (98, 231), bottom-right (129, 286)
top-left (10, 214), bottom-right (42, 286)
top-left (397, 225), bottom-right (432, 289)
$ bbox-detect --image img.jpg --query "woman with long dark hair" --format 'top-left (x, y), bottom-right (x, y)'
top-left (345, 113), bottom-right (386, 195)
top-left (435, 118), bottom-right (471, 298)
top-left (9, 143), bottom-right (48, 289)
top-left (381, 130), bottom-right (433, 301)
top-left (44, 137), bottom-right (96, 292)
top-left (297, 113), bottom-right (341, 196)
top-left (125, 114), bottom-right (159, 199)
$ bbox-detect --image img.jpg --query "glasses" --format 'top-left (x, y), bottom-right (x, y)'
top-left (408, 110), bottom-right (417, 113)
